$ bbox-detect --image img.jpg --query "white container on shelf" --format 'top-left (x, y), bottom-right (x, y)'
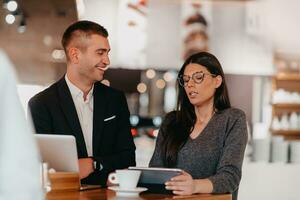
top-left (289, 112), bottom-right (298, 130)
top-left (271, 136), bottom-right (288, 163)
top-left (280, 114), bottom-right (289, 130)
top-left (271, 116), bottom-right (281, 130)
top-left (252, 123), bottom-right (270, 162)
top-left (290, 141), bottom-right (300, 163)
top-left (252, 138), bottom-right (270, 162)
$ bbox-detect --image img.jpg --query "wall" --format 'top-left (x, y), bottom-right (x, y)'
top-left (146, 0), bottom-right (182, 69)
top-left (262, 0), bottom-right (300, 54)
top-left (225, 74), bottom-right (253, 123)
top-left (209, 2), bottom-right (273, 76)
top-left (81, 0), bottom-right (119, 66)
top-left (80, 0), bottom-right (300, 75)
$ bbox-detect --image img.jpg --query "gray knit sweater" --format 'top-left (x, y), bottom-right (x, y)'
top-left (149, 108), bottom-right (248, 200)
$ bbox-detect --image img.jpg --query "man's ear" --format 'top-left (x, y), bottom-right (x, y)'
top-left (215, 75), bottom-right (222, 89)
top-left (68, 47), bottom-right (80, 64)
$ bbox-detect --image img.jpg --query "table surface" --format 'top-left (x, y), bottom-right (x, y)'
top-left (46, 188), bottom-right (232, 200)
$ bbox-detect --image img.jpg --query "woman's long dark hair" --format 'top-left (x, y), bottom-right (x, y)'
top-left (161, 52), bottom-right (231, 167)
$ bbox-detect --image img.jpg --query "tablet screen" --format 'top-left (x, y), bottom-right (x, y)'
top-left (128, 167), bottom-right (183, 184)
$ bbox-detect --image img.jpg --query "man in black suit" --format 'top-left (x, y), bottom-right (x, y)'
top-left (28, 20), bottom-right (136, 186)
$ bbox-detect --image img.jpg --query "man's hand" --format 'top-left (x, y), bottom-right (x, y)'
top-left (78, 158), bottom-right (94, 179)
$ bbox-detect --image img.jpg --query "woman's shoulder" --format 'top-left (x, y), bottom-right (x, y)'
top-left (217, 107), bottom-right (246, 119)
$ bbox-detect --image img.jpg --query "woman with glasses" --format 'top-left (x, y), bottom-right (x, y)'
top-left (149, 52), bottom-right (247, 200)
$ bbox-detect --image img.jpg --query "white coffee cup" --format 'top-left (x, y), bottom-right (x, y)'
top-left (108, 169), bottom-right (141, 189)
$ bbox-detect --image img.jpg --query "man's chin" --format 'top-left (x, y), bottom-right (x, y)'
top-left (95, 71), bottom-right (104, 81)
top-left (96, 76), bottom-right (104, 82)
top-left (90, 74), bottom-right (103, 83)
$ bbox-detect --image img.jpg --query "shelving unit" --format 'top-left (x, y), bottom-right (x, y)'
top-left (272, 103), bottom-right (300, 116)
top-left (271, 73), bottom-right (300, 140)
top-left (272, 73), bottom-right (300, 92)
top-left (271, 130), bottom-right (300, 140)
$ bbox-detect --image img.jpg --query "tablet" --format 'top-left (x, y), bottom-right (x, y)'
top-left (129, 167), bottom-right (182, 184)
top-left (128, 166), bottom-right (183, 194)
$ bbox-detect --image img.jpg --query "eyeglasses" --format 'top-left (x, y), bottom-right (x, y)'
top-left (178, 71), bottom-right (217, 87)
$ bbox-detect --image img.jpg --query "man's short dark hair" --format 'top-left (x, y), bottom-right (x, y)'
top-left (61, 20), bottom-right (108, 56)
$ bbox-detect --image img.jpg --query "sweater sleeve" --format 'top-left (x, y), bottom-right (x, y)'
top-left (208, 110), bottom-right (248, 193)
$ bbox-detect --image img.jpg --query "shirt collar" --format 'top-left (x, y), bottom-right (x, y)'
top-left (65, 75), bottom-right (94, 101)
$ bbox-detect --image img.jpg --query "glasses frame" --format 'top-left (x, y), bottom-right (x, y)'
top-left (178, 71), bottom-right (217, 87)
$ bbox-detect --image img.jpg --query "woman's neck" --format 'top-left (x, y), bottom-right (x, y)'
top-left (194, 103), bottom-right (215, 125)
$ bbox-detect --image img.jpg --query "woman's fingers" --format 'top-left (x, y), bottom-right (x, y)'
top-left (165, 171), bottom-right (195, 195)
top-left (166, 181), bottom-right (188, 187)
top-left (173, 190), bottom-right (191, 195)
top-left (165, 172), bottom-right (195, 195)
top-left (166, 185), bottom-right (182, 191)
top-left (165, 180), bottom-right (192, 190)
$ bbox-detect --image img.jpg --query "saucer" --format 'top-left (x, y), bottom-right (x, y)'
top-left (108, 186), bottom-right (148, 197)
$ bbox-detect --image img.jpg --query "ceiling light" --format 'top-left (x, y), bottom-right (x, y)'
top-left (152, 116), bottom-right (162, 127)
top-left (156, 79), bottom-right (166, 89)
top-left (130, 115), bottom-right (139, 126)
top-left (51, 49), bottom-right (65, 60)
top-left (164, 71), bottom-right (177, 82)
top-left (43, 35), bottom-right (53, 46)
top-left (146, 69), bottom-right (156, 79)
top-left (5, 14), bottom-right (15, 24)
top-left (7, 1), bottom-right (18, 12)
top-left (18, 25), bottom-right (25, 33)
top-left (18, 16), bottom-right (26, 33)
top-left (137, 83), bottom-right (147, 93)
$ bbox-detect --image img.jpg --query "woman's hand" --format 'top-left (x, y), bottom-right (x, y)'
top-left (165, 171), bottom-right (196, 195)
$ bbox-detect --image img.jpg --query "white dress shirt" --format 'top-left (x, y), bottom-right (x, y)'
top-left (65, 75), bottom-right (94, 157)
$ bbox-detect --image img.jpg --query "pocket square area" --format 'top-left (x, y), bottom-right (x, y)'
top-left (104, 115), bottom-right (116, 121)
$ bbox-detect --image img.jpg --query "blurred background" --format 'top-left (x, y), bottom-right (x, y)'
top-left (1, 0), bottom-right (300, 199)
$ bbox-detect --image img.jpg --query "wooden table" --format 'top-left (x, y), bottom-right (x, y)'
top-left (47, 188), bottom-right (232, 200)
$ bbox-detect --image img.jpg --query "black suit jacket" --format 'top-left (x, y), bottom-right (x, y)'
top-left (28, 77), bottom-right (136, 186)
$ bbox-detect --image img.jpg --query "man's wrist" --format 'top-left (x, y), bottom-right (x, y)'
top-left (93, 160), bottom-right (97, 170)
top-left (93, 161), bottom-right (103, 171)
top-left (90, 157), bottom-right (103, 171)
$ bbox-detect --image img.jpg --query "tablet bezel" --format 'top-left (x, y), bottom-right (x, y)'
top-left (128, 167), bottom-right (183, 184)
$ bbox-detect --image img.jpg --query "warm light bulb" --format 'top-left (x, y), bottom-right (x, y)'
top-left (146, 69), bottom-right (156, 79)
top-left (5, 14), bottom-right (15, 24)
top-left (7, 1), bottom-right (18, 12)
top-left (137, 83), bottom-right (147, 93)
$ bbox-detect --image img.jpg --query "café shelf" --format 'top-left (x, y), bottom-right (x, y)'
top-left (271, 129), bottom-right (300, 135)
top-left (272, 103), bottom-right (300, 116)
top-left (272, 73), bottom-right (300, 94)
top-left (270, 129), bottom-right (300, 140)
top-left (271, 73), bottom-right (300, 139)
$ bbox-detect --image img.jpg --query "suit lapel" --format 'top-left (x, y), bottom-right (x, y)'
top-left (57, 77), bottom-right (88, 157)
top-left (92, 83), bottom-right (107, 155)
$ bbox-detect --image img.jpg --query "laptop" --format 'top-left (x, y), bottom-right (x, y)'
top-left (35, 134), bottom-right (101, 191)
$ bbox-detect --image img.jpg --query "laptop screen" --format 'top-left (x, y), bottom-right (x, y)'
top-left (35, 134), bottom-right (79, 172)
